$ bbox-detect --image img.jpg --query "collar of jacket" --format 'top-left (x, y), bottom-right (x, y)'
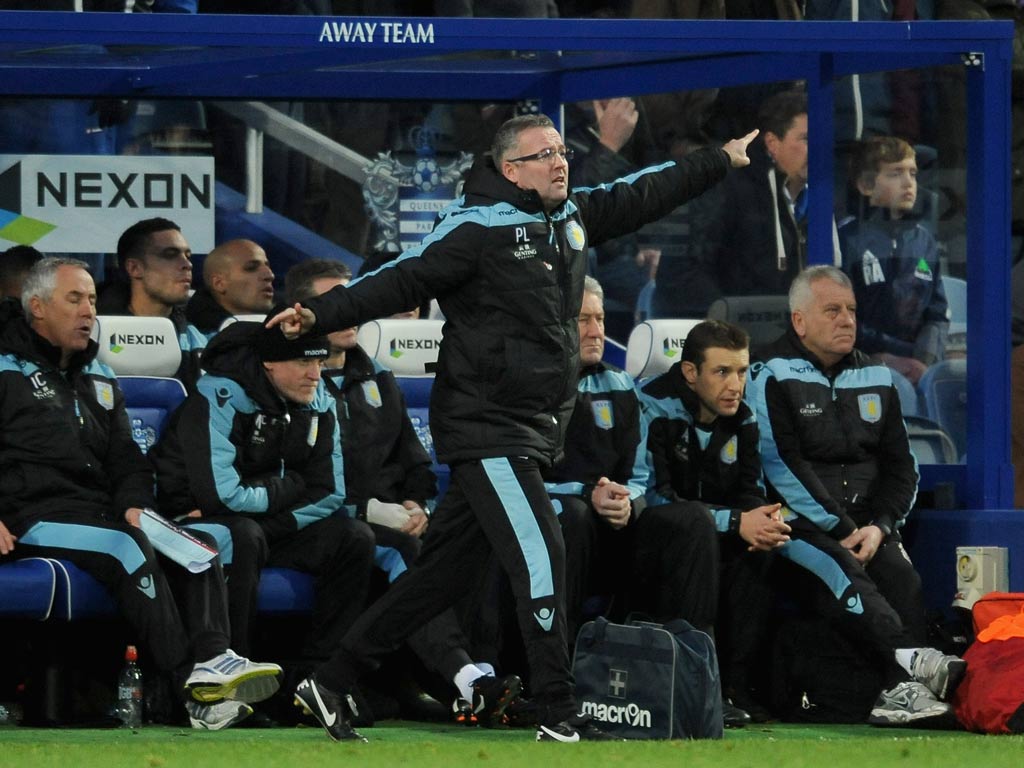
top-left (200, 320), bottom-right (289, 416)
top-left (771, 326), bottom-right (869, 377)
top-left (185, 285), bottom-right (232, 334)
top-left (324, 343), bottom-right (375, 387)
top-left (463, 155), bottom-right (554, 216)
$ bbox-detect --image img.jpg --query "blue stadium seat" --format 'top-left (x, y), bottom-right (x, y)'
top-left (918, 358), bottom-right (967, 461)
top-left (0, 558), bottom-right (58, 620)
top-left (48, 559), bottom-right (117, 620)
top-left (256, 567), bottom-right (315, 614)
top-left (888, 366), bottom-right (920, 418)
top-left (358, 319), bottom-right (450, 500)
top-left (941, 274), bottom-right (967, 338)
top-left (635, 279), bottom-right (655, 323)
top-left (904, 415), bottom-right (958, 465)
top-left (118, 375), bottom-right (188, 455)
top-left (706, 293), bottom-right (790, 348)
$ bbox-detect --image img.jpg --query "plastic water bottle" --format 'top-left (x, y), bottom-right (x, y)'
top-left (117, 645), bottom-right (143, 728)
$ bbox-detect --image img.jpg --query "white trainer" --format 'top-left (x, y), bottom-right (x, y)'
top-left (185, 649), bottom-right (282, 704)
top-left (185, 699), bottom-right (254, 730)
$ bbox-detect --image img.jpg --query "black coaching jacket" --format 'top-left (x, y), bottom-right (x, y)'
top-left (303, 150), bottom-right (731, 467)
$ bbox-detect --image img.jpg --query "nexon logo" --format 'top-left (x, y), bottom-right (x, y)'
top-left (109, 333), bottom-right (166, 353)
top-left (36, 171), bottom-right (211, 210)
top-left (389, 337), bottom-right (440, 358)
top-left (579, 700), bottom-right (652, 729)
top-left (661, 337), bottom-right (685, 359)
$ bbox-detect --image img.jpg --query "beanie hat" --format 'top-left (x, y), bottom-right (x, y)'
top-left (257, 308), bottom-right (329, 362)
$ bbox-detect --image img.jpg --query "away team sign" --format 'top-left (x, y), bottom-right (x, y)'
top-left (0, 155), bottom-right (215, 252)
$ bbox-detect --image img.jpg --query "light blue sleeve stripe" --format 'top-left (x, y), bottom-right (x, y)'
top-left (0, 353), bottom-right (28, 374)
top-left (198, 376), bottom-right (271, 513)
top-left (569, 160), bottom-right (676, 195)
top-left (290, 388), bottom-right (348, 530)
top-left (834, 365), bottom-right (893, 390)
top-left (746, 362), bottom-right (843, 532)
top-left (708, 507), bottom-right (731, 534)
top-left (544, 481), bottom-right (585, 496)
top-left (481, 457), bottom-right (554, 601)
top-left (374, 545), bottom-right (408, 583)
top-left (182, 522), bottom-right (233, 566)
top-left (20, 522), bottom-right (147, 575)
top-left (777, 539), bottom-right (863, 615)
top-left (348, 200), bottom-right (543, 288)
top-left (179, 325), bottom-right (208, 354)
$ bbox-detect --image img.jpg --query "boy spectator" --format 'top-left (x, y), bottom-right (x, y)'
top-left (0, 257), bottom-right (281, 730)
top-left (638, 317), bottom-right (791, 722)
top-left (840, 136), bottom-right (948, 384)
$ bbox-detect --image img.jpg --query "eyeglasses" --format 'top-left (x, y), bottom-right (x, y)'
top-left (507, 147), bottom-right (574, 164)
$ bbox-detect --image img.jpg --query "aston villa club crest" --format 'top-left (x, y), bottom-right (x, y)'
top-left (565, 221), bottom-right (586, 252)
top-left (592, 400), bottom-right (614, 430)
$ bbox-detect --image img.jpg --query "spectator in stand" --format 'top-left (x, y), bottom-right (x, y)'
top-left (97, 218), bottom-right (207, 390)
top-left (186, 239), bottom-right (276, 338)
top-left (638, 317), bottom-right (790, 723)
top-left (0, 257), bottom-right (282, 731)
top-left (660, 89), bottom-right (839, 318)
top-left (0, 245), bottom-right (43, 300)
top-left (839, 137), bottom-right (948, 385)
top-left (565, 97), bottom-right (666, 339)
top-left (746, 265), bottom-right (966, 726)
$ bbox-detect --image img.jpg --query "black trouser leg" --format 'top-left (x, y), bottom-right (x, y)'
top-left (317, 457), bottom-right (575, 724)
top-left (779, 527), bottom-right (915, 688)
top-left (185, 516), bottom-right (267, 657)
top-left (628, 502), bottom-right (720, 634)
top-left (266, 516), bottom-right (376, 662)
top-left (16, 516), bottom-right (201, 686)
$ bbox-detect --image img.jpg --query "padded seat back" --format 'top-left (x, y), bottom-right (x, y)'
top-left (625, 319), bottom-right (702, 379)
top-left (95, 315), bottom-right (180, 377)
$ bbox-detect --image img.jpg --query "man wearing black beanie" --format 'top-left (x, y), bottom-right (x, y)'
top-left (150, 315), bottom-right (377, 712)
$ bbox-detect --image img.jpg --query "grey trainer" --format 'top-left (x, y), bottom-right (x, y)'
top-left (868, 681), bottom-right (952, 726)
top-left (909, 648), bottom-right (967, 700)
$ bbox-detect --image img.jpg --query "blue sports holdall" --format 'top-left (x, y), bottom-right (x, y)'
top-left (572, 616), bottom-right (723, 740)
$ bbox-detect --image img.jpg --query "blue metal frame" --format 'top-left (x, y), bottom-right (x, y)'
top-left (0, 12), bottom-right (1013, 509)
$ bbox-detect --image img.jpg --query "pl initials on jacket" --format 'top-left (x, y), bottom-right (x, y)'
top-left (302, 149), bottom-right (731, 467)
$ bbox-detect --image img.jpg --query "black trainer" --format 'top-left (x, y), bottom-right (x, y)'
top-left (470, 674), bottom-right (523, 726)
top-left (722, 696), bottom-right (752, 728)
top-left (451, 696), bottom-right (478, 726)
top-left (536, 714), bottom-right (621, 742)
top-left (293, 676), bottom-right (367, 742)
